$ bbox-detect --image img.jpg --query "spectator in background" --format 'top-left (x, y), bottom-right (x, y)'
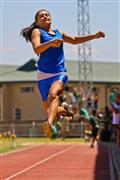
top-left (87, 96), bottom-right (93, 111)
top-left (73, 87), bottom-right (85, 110)
top-left (109, 88), bottom-right (118, 106)
top-left (28, 128), bottom-right (33, 138)
top-left (80, 108), bottom-right (90, 121)
top-left (111, 93), bottom-right (120, 148)
top-left (89, 109), bottom-right (99, 148)
top-left (92, 87), bottom-right (99, 110)
top-left (103, 106), bottom-right (112, 130)
top-left (93, 92), bottom-right (99, 109)
top-left (68, 91), bottom-right (77, 114)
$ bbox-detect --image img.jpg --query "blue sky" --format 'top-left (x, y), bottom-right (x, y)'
top-left (0, 0), bottom-right (120, 65)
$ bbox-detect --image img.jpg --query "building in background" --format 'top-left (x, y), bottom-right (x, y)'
top-left (0, 59), bottom-right (120, 136)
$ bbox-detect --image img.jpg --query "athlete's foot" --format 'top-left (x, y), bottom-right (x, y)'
top-left (41, 121), bottom-right (53, 138)
top-left (61, 102), bottom-right (74, 117)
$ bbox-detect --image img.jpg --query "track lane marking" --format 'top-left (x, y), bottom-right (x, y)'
top-left (109, 147), bottom-right (116, 180)
top-left (4, 145), bottom-right (75, 180)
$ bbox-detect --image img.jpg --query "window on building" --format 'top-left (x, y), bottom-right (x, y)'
top-left (21, 86), bottom-right (34, 93)
top-left (15, 108), bottom-right (21, 120)
top-left (92, 86), bottom-right (100, 93)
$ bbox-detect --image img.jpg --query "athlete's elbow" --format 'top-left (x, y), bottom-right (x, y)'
top-left (72, 41), bottom-right (78, 45)
top-left (68, 40), bottom-right (77, 45)
top-left (72, 40), bottom-right (83, 45)
top-left (34, 49), bottom-right (39, 54)
top-left (69, 41), bottom-right (78, 45)
top-left (72, 37), bottom-right (80, 45)
top-left (73, 38), bottom-right (82, 45)
top-left (34, 47), bottom-right (41, 54)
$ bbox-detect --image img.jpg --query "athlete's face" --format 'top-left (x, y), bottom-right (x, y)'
top-left (36, 10), bottom-right (51, 29)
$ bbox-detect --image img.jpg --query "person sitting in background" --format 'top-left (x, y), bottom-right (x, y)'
top-left (111, 93), bottom-right (120, 148)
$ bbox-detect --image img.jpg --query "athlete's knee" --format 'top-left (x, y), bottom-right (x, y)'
top-left (48, 92), bottom-right (59, 103)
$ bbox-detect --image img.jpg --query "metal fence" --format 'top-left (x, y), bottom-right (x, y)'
top-left (0, 122), bottom-right (87, 138)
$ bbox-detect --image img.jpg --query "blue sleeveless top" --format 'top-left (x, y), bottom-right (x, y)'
top-left (37, 29), bottom-right (66, 73)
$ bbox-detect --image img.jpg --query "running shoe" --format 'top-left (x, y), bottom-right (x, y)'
top-left (61, 102), bottom-right (74, 117)
top-left (41, 122), bottom-right (53, 138)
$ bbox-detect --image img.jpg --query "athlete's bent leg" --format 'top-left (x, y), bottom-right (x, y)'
top-left (48, 80), bottom-right (64, 125)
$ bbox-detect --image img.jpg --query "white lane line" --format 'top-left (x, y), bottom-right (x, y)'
top-left (109, 147), bottom-right (116, 180)
top-left (4, 145), bottom-right (75, 180)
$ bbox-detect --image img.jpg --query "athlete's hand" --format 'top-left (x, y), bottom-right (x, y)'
top-left (50, 38), bottom-right (63, 47)
top-left (95, 31), bottom-right (105, 39)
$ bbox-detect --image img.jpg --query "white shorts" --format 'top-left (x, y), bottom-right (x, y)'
top-left (112, 113), bottom-right (120, 125)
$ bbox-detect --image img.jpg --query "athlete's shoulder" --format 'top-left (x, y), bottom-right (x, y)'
top-left (32, 28), bottom-right (40, 35)
top-left (31, 28), bottom-right (41, 42)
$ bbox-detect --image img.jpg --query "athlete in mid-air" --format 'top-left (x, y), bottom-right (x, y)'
top-left (21, 9), bottom-right (105, 137)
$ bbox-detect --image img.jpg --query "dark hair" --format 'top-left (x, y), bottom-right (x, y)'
top-left (20, 9), bottom-right (50, 42)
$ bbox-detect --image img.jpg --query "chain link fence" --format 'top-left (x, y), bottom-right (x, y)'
top-left (0, 122), bottom-right (87, 138)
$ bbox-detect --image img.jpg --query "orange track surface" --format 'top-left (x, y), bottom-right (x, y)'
top-left (0, 143), bottom-right (110, 180)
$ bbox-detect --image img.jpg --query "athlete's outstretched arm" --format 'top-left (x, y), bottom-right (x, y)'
top-left (31, 28), bottom-right (63, 54)
top-left (60, 30), bottom-right (105, 45)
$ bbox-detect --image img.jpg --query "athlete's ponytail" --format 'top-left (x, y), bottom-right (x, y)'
top-left (20, 22), bottom-right (38, 42)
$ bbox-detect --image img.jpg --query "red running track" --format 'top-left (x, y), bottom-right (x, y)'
top-left (0, 143), bottom-right (111, 180)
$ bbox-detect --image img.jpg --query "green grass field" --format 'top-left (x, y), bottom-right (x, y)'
top-left (0, 137), bottom-right (86, 154)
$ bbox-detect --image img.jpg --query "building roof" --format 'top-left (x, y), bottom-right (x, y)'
top-left (65, 60), bottom-right (120, 83)
top-left (0, 59), bottom-right (120, 83)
